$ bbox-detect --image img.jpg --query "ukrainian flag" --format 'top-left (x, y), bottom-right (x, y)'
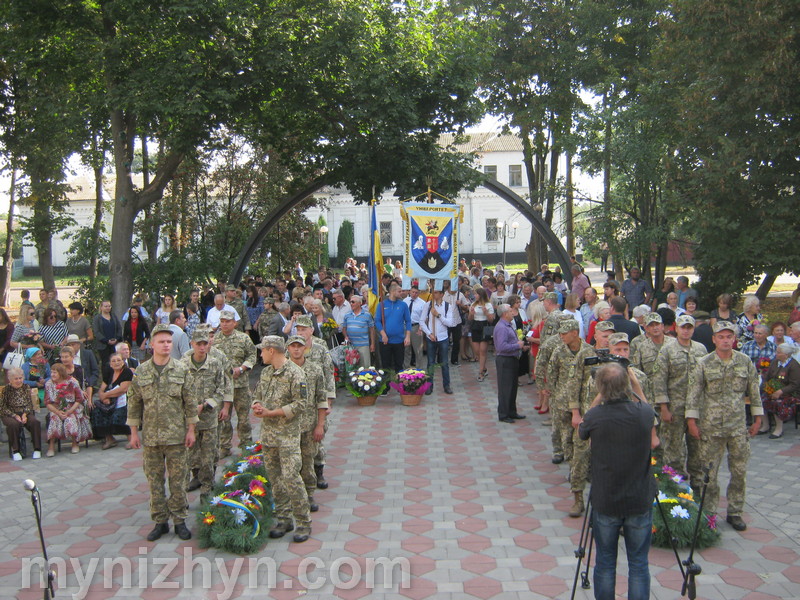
top-left (367, 201), bottom-right (384, 314)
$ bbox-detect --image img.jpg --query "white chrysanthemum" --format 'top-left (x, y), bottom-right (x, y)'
top-left (210, 495), bottom-right (223, 506)
top-left (670, 505), bottom-right (691, 520)
top-left (232, 508), bottom-right (247, 525)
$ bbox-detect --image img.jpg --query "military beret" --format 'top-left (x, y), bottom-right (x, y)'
top-left (676, 315), bottom-right (696, 327)
top-left (256, 335), bottom-right (285, 351)
top-left (608, 332), bottom-right (630, 346)
top-left (295, 315), bottom-right (314, 328)
top-left (151, 324), bottom-right (173, 337)
top-left (192, 328), bottom-right (211, 342)
top-left (287, 335), bottom-right (306, 346)
top-left (645, 313), bottom-right (663, 325)
top-left (544, 292), bottom-right (559, 302)
top-left (219, 309), bottom-right (236, 320)
top-left (713, 320), bottom-right (736, 334)
top-left (558, 319), bottom-right (580, 334)
top-left (595, 320), bottom-right (616, 332)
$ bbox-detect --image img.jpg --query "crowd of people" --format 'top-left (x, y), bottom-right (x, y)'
top-left (1, 264), bottom-right (798, 551)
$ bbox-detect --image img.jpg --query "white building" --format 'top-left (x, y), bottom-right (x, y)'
top-left (305, 132), bottom-right (567, 265)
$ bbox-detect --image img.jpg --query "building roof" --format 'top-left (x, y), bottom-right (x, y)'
top-left (438, 132), bottom-right (523, 154)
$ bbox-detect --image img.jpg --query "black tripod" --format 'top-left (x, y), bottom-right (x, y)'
top-left (654, 462), bottom-right (712, 600)
top-left (25, 480), bottom-right (55, 599)
top-left (570, 496), bottom-right (594, 599)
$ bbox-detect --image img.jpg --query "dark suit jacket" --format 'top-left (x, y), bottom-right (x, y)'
top-left (609, 314), bottom-right (642, 342)
top-left (267, 313), bottom-right (289, 340)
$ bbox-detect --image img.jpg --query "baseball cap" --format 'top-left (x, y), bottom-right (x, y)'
top-left (256, 336), bottom-right (286, 351)
top-left (676, 315), bottom-right (696, 327)
top-left (608, 332), bottom-right (630, 346)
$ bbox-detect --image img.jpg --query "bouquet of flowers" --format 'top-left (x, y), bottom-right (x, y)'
top-left (345, 367), bottom-right (388, 397)
top-left (344, 346), bottom-right (361, 369)
top-left (390, 368), bottom-right (432, 395)
top-left (320, 317), bottom-right (340, 339)
top-left (197, 442), bottom-right (273, 554)
top-left (758, 357), bottom-right (772, 374)
top-left (763, 377), bottom-right (783, 396)
top-left (650, 458), bottom-right (720, 549)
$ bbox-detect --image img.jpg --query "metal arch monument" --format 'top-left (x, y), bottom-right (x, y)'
top-left (227, 174), bottom-right (573, 285)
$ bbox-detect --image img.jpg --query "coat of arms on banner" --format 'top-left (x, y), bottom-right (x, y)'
top-left (401, 201), bottom-right (463, 285)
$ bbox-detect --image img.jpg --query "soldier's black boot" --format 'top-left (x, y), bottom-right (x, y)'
top-left (174, 522), bottom-right (192, 540)
top-left (146, 523), bottom-right (169, 542)
top-left (315, 464), bottom-right (328, 489)
top-left (309, 495), bottom-right (319, 512)
top-left (186, 469), bottom-right (201, 492)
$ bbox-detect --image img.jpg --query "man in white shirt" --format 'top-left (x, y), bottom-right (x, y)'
top-left (403, 286), bottom-right (428, 369)
top-left (168, 310), bottom-right (191, 359)
top-left (420, 289), bottom-right (456, 395)
top-left (331, 290), bottom-right (352, 329)
top-left (206, 294), bottom-right (240, 330)
top-left (519, 283), bottom-right (537, 311)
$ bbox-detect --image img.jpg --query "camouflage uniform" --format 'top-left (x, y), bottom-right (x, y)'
top-left (181, 349), bottom-right (231, 495)
top-left (653, 339), bottom-right (708, 481)
top-left (254, 308), bottom-right (277, 342)
top-left (291, 353), bottom-right (328, 500)
top-left (534, 334), bottom-right (564, 454)
top-left (229, 297), bottom-right (248, 332)
top-left (540, 309), bottom-right (564, 345)
top-left (547, 338), bottom-right (594, 463)
top-left (304, 336), bottom-right (336, 468)
top-left (253, 358), bottom-right (311, 529)
top-left (126, 358), bottom-right (198, 524)
top-left (631, 335), bottom-right (675, 383)
top-left (215, 328), bottom-right (257, 452)
top-left (565, 345), bottom-right (598, 494)
top-left (686, 350), bottom-right (762, 516)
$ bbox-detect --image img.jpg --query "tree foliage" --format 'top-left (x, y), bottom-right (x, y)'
top-left (337, 220), bottom-right (355, 268)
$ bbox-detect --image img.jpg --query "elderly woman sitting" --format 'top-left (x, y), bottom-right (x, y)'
top-left (44, 363), bottom-right (92, 456)
top-left (22, 347), bottom-right (51, 392)
top-left (759, 343), bottom-right (800, 439)
top-left (1, 367), bottom-right (42, 460)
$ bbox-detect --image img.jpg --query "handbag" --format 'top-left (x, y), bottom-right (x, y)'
top-left (482, 324), bottom-right (495, 338)
top-left (3, 347), bottom-right (24, 370)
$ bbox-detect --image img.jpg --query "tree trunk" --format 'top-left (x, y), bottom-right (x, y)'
top-left (0, 169), bottom-right (17, 307)
top-left (755, 273), bottom-right (777, 301)
top-left (565, 151), bottom-right (574, 256)
top-left (520, 125), bottom-right (542, 271)
top-left (32, 199), bottom-right (56, 291)
top-left (90, 148), bottom-right (104, 290)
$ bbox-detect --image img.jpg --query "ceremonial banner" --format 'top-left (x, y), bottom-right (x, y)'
top-left (401, 202), bottom-right (463, 287)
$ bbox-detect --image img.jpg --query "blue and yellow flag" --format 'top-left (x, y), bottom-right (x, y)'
top-left (368, 201), bottom-right (384, 298)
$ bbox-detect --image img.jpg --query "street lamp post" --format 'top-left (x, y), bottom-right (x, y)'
top-left (497, 220), bottom-right (519, 266)
top-left (318, 225), bottom-right (329, 268)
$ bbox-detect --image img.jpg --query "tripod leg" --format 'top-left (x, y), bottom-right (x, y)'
top-left (581, 523), bottom-right (593, 589)
top-left (570, 500), bottom-right (593, 600)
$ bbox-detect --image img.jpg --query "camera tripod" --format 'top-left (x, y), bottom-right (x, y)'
top-left (654, 462), bottom-right (713, 599)
top-left (570, 496), bottom-right (594, 600)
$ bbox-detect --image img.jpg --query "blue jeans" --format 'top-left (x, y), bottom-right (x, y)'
top-left (426, 337), bottom-right (450, 388)
top-left (592, 510), bottom-right (652, 600)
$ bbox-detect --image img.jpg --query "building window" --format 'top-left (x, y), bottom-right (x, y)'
top-left (508, 165), bottom-right (522, 187)
top-left (485, 218), bottom-right (499, 242)
top-left (483, 165), bottom-right (497, 180)
top-left (379, 221), bottom-right (392, 245)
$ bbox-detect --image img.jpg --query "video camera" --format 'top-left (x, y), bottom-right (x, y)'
top-left (583, 349), bottom-right (630, 374)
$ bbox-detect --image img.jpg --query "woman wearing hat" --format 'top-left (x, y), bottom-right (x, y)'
top-left (22, 347), bottom-right (51, 392)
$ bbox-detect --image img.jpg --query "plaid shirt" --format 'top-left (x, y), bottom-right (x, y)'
top-left (740, 339), bottom-right (777, 368)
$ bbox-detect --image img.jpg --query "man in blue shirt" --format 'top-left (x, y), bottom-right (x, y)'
top-left (375, 283), bottom-right (411, 379)
top-left (342, 296), bottom-right (375, 369)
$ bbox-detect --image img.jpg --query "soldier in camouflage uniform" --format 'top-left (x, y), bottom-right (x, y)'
top-left (562, 320), bottom-right (616, 517)
top-left (547, 319), bottom-right (594, 480)
top-left (653, 315), bottom-right (708, 483)
top-left (215, 310), bottom-right (257, 457)
top-left (254, 298), bottom-right (277, 343)
top-left (182, 327), bottom-right (232, 500)
top-left (294, 315), bottom-right (335, 490)
top-left (127, 324), bottom-right (198, 542)
top-left (539, 292), bottom-right (564, 345)
top-left (534, 315), bottom-right (572, 453)
top-left (631, 313), bottom-right (675, 383)
top-left (252, 335), bottom-right (312, 543)
top-left (226, 285), bottom-right (248, 333)
top-left (286, 335), bottom-right (328, 513)
top-left (686, 321), bottom-right (762, 531)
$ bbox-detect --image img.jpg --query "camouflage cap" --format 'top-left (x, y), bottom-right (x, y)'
top-left (192, 328), bottom-right (211, 342)
top-left (219, 309), bottom-right (236, 320)
top-left (645, 312), bottom-right (663, 325)
top-left (608, 332), bottom-right (630, 346)
top-left (295, 315), bottom-right (314, 329)
top-left (225, 285), bottom-right (236, 292)
top-left (195, 323), bottom-right (213, 332)
top-left (676, 314), bottom-right (696, 327)
top-left (558, 319), bottom-right (580, 334)
top-left (595, 320), bottom-right (616, 333)
top-left (693, 310), bottom-right (710, 320)
top-left (713, 320), bottom-right (736, 334)
top-left (544, 292), bottom-right (559, 302)
top-left (151, 324), bottom-right (173, 337)
top-left (264, 297), bottom-right (275, 304)
top-left (256, 335), bottom-right (285, 351)
top-left (287, 335), bottom-right (307, 346)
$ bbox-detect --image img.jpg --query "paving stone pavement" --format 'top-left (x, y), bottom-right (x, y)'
top-left (1, 360), bottom-right (799, 599)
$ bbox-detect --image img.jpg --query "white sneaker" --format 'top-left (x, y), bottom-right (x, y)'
top-left (12, 452), bottom-right (22, 461)
top-left (32, 451), bottom-right (41, 459)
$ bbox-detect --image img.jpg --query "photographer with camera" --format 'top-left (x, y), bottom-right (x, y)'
top-left (578, 361), bottom-right (658, 600)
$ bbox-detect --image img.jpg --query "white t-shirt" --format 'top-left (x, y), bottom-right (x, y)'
top-left (472, 303), bottom-right (495, 322)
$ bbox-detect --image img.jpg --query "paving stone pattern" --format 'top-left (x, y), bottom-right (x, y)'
top-left (1, 360), bottom-right (798, 599)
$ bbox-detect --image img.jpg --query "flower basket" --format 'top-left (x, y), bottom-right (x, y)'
top-left (345, 367), bottom-right (388, 401)
top-left (389, 368), bottom-right (431, 398)
top-left (650, 458), bottom-right (720, 549)
top-left (357, 395), bottom-right (378, 406)
top-left (196, 442), bottom-right (273, 554)
top-left (401, 394), bottom-right (423, 406)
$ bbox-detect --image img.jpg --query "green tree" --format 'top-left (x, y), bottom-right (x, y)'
top-left (658, 0), bottom-right (800, 301)
top-left (337, 220), bottom-right (355, 269)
